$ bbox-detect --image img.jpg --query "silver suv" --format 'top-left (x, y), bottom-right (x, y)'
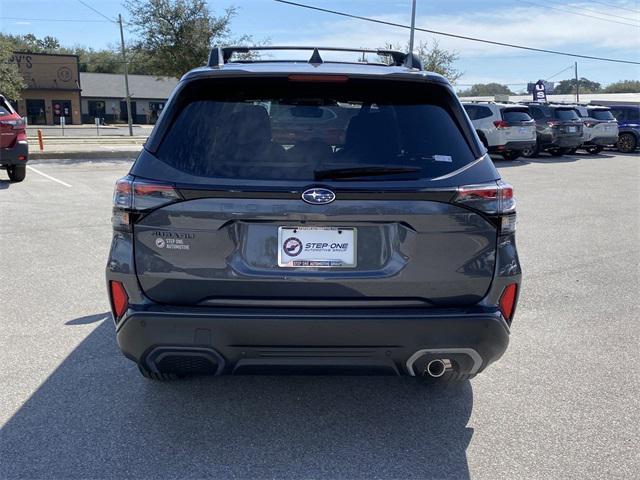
top-left (463, 102), bottom-right (536, 161)
top-left (572, 105), bottom-right (619, 154)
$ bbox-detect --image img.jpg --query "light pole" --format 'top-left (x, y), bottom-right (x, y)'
top-left (118, 14), bottom-right (133, 136)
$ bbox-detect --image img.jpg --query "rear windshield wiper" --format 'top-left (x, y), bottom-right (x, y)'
top-left (314, 166), bottom-right (421, 181)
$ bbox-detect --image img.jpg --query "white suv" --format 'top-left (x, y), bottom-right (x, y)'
top-left (463, 102), bottom-right (536, 160)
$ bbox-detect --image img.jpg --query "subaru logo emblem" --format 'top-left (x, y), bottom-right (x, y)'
top-left (302, 188), bottom-right (335, 205)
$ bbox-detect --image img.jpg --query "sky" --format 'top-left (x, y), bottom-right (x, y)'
top-left (1, 0), bottom-right (639, 90)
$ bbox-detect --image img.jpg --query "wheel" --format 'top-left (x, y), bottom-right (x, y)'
top-left (566, 148), bottom-right (578, 155)
top-left (7, 165), bottom-right (26, 182)
top-left (521, 142), bottom-right (539, 158)
top-left (585, 146), bottom-right (603, 154)
top-left (617, 133), bottom-right (637, 154)
top-left (501, 151), bottom-right (521, 161)
top-left (137, 364), bottom-right (180, 381)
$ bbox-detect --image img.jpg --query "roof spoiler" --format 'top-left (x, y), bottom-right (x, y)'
top-left (208, 45), bottom-right (423, 70)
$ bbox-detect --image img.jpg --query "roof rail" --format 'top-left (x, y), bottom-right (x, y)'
top-left (208, 45), bottom-right (423, 70)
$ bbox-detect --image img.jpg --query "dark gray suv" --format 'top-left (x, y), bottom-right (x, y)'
top-left (106, 46), bottom-right (521, 383)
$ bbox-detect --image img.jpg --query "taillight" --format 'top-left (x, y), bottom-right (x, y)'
top-left (454, 180), bottom-right (516, 234)
top-left (493, 120), bottom-right (509, 129)
top-left (499, 283), bottom-right (518, 322)
top-left (109, 280), bottom-right (129, 321)
top-left (0, 118), bottom-right (25, 129)
top-left (112, 175), bottom-right (181, 230)
top-left (546, 120), bottom-right (560, 128)
top-left (584, 121), bottom-right (597, 128)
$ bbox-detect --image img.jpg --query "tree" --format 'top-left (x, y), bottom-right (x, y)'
top-left (381, 40), bottom-right (461, 84)
top-left (414, 40), bottom-right (462, 84)
top-left (0, 38), bottom-right (25, 100)
top-left (603, 80), bottom-right (640, 93)
top-left (125, 0), bottom-right (250, 77)
top-left (457, 83), bottom-right (514, 97)
top-left (553, 77), bottom-right (601, 94)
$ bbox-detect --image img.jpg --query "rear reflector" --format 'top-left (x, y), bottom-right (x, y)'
top-left (499, 283), bottom-right (518, 321)
top-left (109, 281), bottom-right (129, 320)
top-left (288, 75), bottom-right (349, 82)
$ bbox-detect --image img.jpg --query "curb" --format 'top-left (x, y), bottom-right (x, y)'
top-left (30, 150), bottom-right (140, 160)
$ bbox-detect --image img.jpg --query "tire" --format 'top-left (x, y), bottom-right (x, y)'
top-left (7, 165), bottom-right (26, 182)
top-left (501, 151), bottom-right (521, 161)
top-left (566, 148), bottom-right (578, 155)
top-left (617, 133), bottom-right (637, 154)
top-left (585, 146), bottom-right (603, 154)
top-left (521, 142), bottom-right (539, 158)
top-left (138, 364), bottom-right (180, 381)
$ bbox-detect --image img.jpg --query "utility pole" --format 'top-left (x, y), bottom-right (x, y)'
top-left (575, 61), bottom-right (580, 103)
top-left (118, 14), bottom-right (133, 136)
top-left (408, 0), bottom-right (417, 54)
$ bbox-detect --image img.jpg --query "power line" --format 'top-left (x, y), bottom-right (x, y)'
top-left (3, 16), bottom-right (112, 23)
top-left (76, 0), bottom-right (116, 23)
top-left (545, 64), bottom-right (575, 81)
top-left (273, 0), bottom-right (640, 65)
top-left (579, 4), bottom-right (640, 22)
top-left (579, 0), bottom-right (640, 14)
top-left (521, 0), bottom-right (639, 27)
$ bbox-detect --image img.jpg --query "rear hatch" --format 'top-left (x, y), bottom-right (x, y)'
top-left (552, 107), bottom-right (583, 137)
top-left (500, 107), bottom-right (536, 141)
top-left (125, 75), bottom-right (508, 307)
top-left (0, 98), bottom-right (22, 149)
top-left (588, 109), bottom-right (619, 137)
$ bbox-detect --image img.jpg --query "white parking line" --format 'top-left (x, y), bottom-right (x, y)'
top-left (26, 166), bottom-right (72, 188)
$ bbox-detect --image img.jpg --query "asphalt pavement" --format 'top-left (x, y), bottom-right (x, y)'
top-left (1, 152), bottom-right (638, 479)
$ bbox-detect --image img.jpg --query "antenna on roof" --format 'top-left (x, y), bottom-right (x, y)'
top-left (309, 48), bottom-right (323, 65)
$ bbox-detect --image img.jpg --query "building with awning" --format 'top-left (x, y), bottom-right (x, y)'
top-left (9, 52), bottom-right (82, 125)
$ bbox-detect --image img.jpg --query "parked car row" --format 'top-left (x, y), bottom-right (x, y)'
top-left (463, 101), bottom-right (639, 160)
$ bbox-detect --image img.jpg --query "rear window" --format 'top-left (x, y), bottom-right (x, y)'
top-left (502, 109), bottom-right (532, 122)
top-left (574, 107), bottom-right (588, 118)
top-left (553, 108), bottom-right (580, 121)
top-left (155, 77), bottom-right (480, 183)
top-left (0, 98), bottom-right (12, 116)
top-left (589, 109), bottom-right (615, 121)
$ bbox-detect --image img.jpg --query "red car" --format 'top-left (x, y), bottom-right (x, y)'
top-left (0, 95), bottom-right (28, 182)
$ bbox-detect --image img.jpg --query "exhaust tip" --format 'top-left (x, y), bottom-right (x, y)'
top-left (424, 359), bottom-right (449, 378)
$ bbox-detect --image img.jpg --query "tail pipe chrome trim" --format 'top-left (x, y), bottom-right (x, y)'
top-left (406, 348), bottom-right (483, 376)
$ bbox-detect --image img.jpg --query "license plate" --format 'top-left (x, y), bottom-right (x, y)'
top-left (568, 126), bottom-right (577, 133)
top-left (278, 227), bottom-right (356, 268)
top-left (518, 127), bottom-right (528, 134)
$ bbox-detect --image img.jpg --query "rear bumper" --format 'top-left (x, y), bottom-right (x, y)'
top-left (489, 140), bottom-right (536, 153)
top-left (585, 136), bottom-right (618, 147)
top-left (0, 141), bottom-right (28, 166)
top-left (538, 133), bottom-right (582, 149)
top-left (115, 306), bottom-right (511, 376)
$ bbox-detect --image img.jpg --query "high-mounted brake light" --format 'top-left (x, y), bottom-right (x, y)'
top-left (499, 283), bottom-right (518, 322)
top-left (493, 120), bottom-right (509, 129)
top-left (109, 280), bottom-right (129, 321)
top-left (288, 75), bottom-right (349, 83)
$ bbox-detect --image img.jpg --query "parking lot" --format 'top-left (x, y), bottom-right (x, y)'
top-left (1, 152), bottom-right (638, 479)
